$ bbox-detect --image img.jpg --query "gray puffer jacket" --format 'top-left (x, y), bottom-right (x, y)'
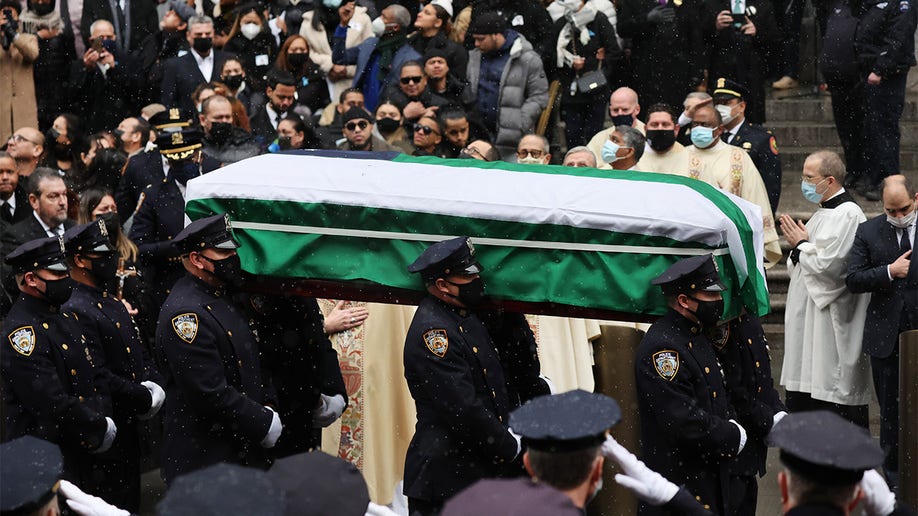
top-left (467, 32), bottom-right (549, 154)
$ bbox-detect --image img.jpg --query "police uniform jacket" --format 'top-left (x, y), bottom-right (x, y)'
top-left (635, 308), bottom-right (742, 515)
top-left (715, 314), bottom-right (786, 478)
top-left (1, 293), bottom-right (113, 481)
top-left (403, 296), bottom-right (519, 502)
top-left (479, 310), bottom-right (551, 408)
top-left (727, 121), bottom-right (782, 215)
top-left (855, 0), bottom-right (917, 76)
top-left (129, 178), bottom-right (186, 309)
top-left (156, 274), bottom-right (276, 484)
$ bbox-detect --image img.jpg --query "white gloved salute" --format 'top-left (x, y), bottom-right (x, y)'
top-left (139, 381), bottom-right (165, 420)
top-left (93, 417), bottom-right (117, 454)
top-left (508, 427), bottom-right (522, 458)
top-left (59, 480), bottom-right (130, 516)
top-left (772, 410), bottom-right (788, 429)
top-left (729, 419), bottom-right (747, 454)
top-left (260, 406), bottom-right (283, 448)
top-left (602, 436), bottom-right (679, 506)
top-left (860, 469), bottom-right (897, 516)
top-left (312, 393), bottom-right (346, 428)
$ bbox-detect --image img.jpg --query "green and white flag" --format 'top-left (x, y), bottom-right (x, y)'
top-left (184, 152), bottom-right (770, 319)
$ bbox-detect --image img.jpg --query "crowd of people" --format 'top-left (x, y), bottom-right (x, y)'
top-left (0, 0), bottom-right (916, 513)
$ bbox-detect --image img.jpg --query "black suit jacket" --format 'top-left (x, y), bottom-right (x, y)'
top-left (727, 121), bottom-right (782, 215)
top-left (128, 179), bottom-right (186, 309)
top-left (80, 0), bottom-right (159, 53)
top-left (116, 151), bottom-right (222, 217)
top-left (846, 215), bottom-right (918, 357)
top-left (1, 185), bottom-right (33, 224)
top-left (248, 105), bottom-right (278, 150)
top-left (160, 51), bottom-right (230, 114)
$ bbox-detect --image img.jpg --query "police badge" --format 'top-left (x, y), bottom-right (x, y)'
top-left (172, 313), bottom-right (199, 343)
top-left (8, 326), bottom-right (36, 356)
top-left (423, 329), bottom-right (449, 357)
top-left (652, 350), bottom-right (680, 381)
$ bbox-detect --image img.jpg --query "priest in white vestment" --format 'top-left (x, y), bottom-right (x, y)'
top-left (778, 151), bottom-right (872, 426)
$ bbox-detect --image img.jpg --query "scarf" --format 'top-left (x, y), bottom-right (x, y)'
top-left (19, 8), bottom-right (64, 35)
top-left (375, 33), bottom-right (406, 85)
top-left (555, 4), bottom-right (597, 68)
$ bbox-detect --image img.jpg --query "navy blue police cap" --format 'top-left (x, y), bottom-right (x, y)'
top-left (150, 107), bottom-right (195, 131)
top-left (510, 389), bottom-right (621, 453)
top-left (171, 213), bottom-right (241, 255)
top-left (441, 478), bottom-right (582, 516)
top-left (711, 77), bottom-right (749, 101)
top-left (0, 436), bottom-right (63, 516)
top-left (155, 128), bottom-right (203, 161)
top-left (267, 451), bottom-right (370, 516)
top-left (768, 411), bottom-right (884, 486)
top-left (651, 254), bottom-right (726, 296)
top-left (407, 236), bottom-right (483, 280)
top-left (156, 463), bottom-right (284, 516)
top-left (63, 219), bottom-right (116, 255)
top-left (4, 236), bottom-right (68, 274)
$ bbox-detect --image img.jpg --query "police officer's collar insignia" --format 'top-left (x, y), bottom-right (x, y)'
top-left (423, 329), bottom-right (449, 358)
top-left (172, 313), bottom-right (199, 343)
top-left (742, 142), bottom-right (752, 150)
top-left (652, 350), bottom-right (680, 381)
top-left (8, 326), bottom-right (36, 356)
top-left (710, 325), bottom-right (730, 351)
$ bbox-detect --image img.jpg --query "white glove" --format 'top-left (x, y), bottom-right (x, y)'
top-left (729, 419), bottom-right (747, 454)
top-left (59, 480), bottom-right (130, 516)
top-left (601, 436), bottom-right (679, 506)
top-left (772, 411), bottom-right (788, 429)
top-left (678, 112), bottom-right (693, 127)
top-left (93, 417), bottom-right (117, 454)
top-left (509, 427), bottom-right (522, 458)
top-left (312, 394), bottom-right (346, 428)
top-left (860, 469), bottom-right (897, 516)
top-left (260, 406), bottom-right (283, 448)
top-left (365, 502), bottom-right (400, 516)
top-left (139, 381), bottom-right (165, 420)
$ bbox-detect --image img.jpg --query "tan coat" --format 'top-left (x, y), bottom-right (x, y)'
top-left (300, 6), bottom-right (373, 102)
top-left (0, 32), bottom-right (39, 142)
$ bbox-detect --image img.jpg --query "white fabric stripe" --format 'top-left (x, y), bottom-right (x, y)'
top-left (186, 153), bottom-right (764, 282)
top-left (232, 221), bottom-right (732, 256)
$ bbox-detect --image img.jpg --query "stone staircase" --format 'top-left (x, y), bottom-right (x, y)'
top-left (758, 91), bottom-right (918, 337)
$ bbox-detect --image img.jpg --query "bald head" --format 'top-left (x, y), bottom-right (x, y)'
top-left (609, 87), bottom-right (640, 123)
top-left (881, 174), bottom-right (917, 220)
top-left (90, 19), bottom-right (115, 39)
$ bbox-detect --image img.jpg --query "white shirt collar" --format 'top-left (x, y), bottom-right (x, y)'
top-left (2, 193), bottom-right (16, 211)
top-left (33, 211), bottom-right (62, 236)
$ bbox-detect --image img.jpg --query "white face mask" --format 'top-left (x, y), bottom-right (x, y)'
top-left (888, 207), bottom-right (916, 229)
top-left (517, 156), bottom-right (544, 165)
top-left (371, 17), bottom-right (387, 37)
top-left (715, 104), bottom-right (735, 125)
top-left (240, 22), bottom-right (261, 40)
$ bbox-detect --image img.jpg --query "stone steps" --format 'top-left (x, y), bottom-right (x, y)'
top-left (769, 121), bottom-right (918, 148)
top-left (765, 95), bottom-right (918, 123)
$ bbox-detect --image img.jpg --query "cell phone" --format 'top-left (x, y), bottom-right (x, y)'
top-left (732, 13), bottom-right (746, 26)
top-left (91, 37), bottom-right (104, 53)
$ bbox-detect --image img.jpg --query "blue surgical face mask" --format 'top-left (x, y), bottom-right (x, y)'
top-left (323, 0), bottom-right (342, 7)
top-left (601, 140), bottom-right (621, 164)
top-left (801, 177), bottom-right (828, 203)
top-left (690, 126), bottom-right (716, 149)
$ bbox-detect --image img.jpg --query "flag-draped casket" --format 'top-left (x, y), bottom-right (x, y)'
top-left (184, 151), bottom-right (770, 321)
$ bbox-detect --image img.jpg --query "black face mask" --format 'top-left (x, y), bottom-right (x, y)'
top-left (201, 253), bottom-right (245, 289)
top-left (277, 136), bottom-right (293, 150)
top-left (688, 296), bottom-right (724, 328)
top-left (192, 37), bottom-right (213, 54)
top-left (447, 277), bottom-right (486, 307)
top-left (376, 117), bottom-right (400, 134)
top-left (221, 74), bottom-right (244, 90)
top-left (287, 52), bottom-right (309, 69)
top-left (610, 114), bottom-right (633, 127)
top-left (208, 121), bottom-right (234, 144)
top-left (169, 160), bottom-right (201, 186)
top-left (30, 2), bottom-right (55, 16)
top-left (646, 129), bottom-right (677, 152)
top-left (39, 276), bottom-right (74, 306)
top-left (89, 253), bottom-right (120, 288)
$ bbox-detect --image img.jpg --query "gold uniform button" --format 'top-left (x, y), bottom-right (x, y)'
top-left (97, 303), bottom-right (103, 309)
top-left (704, 367), bottom-right (710, 374)
top-left (42, 323), bottom-right (49, 329)
top-left (116, 322), bottom-right (121, 329)
top-left (499, 415), bottom-right (503, 422)
top-left (757, 386), bottom-right (762, 393)
top-left (126, 347), bottom-right (131, 353)
top-left (70, 369), bottom-right (77, 376)
top-left (132, 373), bottom-right (136, 379)
top-left (696, 496), bottom-right (701, 501)
top-left (712, 391), bottom-right (717, 398)
top-left (238, 360), bottom-right (243, 368)
top-left (473, 347), bottom-right (479, 353)
top-left (79, 396), bottom-right (84, 402)
top-left (227, 331), bottom-right (233, 337)
top-left (491, 390), bottom-right (496, 398)
top-left (483, 368), bottom-right (487, 376)
top-left (747, 338), bottom-right (753, 345)
top-left (62, 344), bottom-right (68, 351)
top-left (755, 361), bottom-right (761, 368)
top-left (688, 342), bottom-right (693, 349)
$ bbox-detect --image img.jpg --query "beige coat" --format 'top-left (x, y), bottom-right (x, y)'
top-left (300, 6), bottom-right (373, 102)
top-left (0, 32), bottom-right (39, 142)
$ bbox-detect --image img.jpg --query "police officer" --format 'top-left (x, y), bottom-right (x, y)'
top-left (0, 436), bottom-right (64, 516)
top-left (713, 313), bottom-right (788, 515)
top-left (156, 213), bottom-right (282, 484)
top-left (855, 0), bottom-right (917, 200)
top-left (634, 254), bottom-right (747, 515)
top-left (403, 236), bottom-right (521, 516)
top-left (61, 220), bottom-right (165, 511)
top-left (712, 78), bottom-right (783, 215)
top-left (0, 237), bottom-right (117, 494)
top-left (770, 411), bottom-right (910, 516)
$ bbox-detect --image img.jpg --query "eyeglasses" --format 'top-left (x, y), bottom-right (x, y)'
top-left (516, 149), bottom-right (545, 159)
top-left (462, 145), bottom-right (492, 161)
top-left (801, 174), bottom-right (827, 184)
top-left (414, 123), bottom-right (440, 136)
top-left (7, 134), bottom-right (39, 145)
top-left (400, 76), bottom-right (423, 85)
top-left (345, 120), bottom-right (369, 131)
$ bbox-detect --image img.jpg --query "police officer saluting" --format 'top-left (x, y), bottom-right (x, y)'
top-left (1, 236), bottom-right (117, 495)
top-left (61, 220), bottom-right (165, 511)
top-left (156, 213), bottom-right (282, 484)
top-left (634, 254), bottom-right (747, 515)
top-left (403, 236), bottom-right (521, 516)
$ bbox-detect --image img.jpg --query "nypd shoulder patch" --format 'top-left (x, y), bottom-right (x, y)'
top-left (172, 313), bottom-right (199, 344)
top-left (8, 326), bottom-right (36, 356)
top-left (652, 350), bottom-right (680, 381)
top-left (423, 329), bottom-right (449, 358)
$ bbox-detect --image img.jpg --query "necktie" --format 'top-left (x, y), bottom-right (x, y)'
top-left (1, 203), bottom-right (12, 223)
top-left (902, 227), bottom-right (912, 252)
top-left (734, 0), bottom-right (742, 12)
